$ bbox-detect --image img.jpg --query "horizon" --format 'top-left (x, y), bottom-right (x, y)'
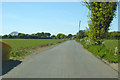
top-left (1, 30), bottom-right (120, 36)
top-left (2, 2), bottom-right (118, 36)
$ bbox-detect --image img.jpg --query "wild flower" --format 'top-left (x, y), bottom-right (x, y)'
top-left (114, 53), bottom-right (117, 56)
top-left (115, 47), bottom-right (118, 54)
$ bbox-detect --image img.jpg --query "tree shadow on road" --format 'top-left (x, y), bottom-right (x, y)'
top-left (2, 60), bottom-right (22, 75)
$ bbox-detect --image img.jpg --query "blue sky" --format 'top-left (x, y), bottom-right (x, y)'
top-left (2, 2), bottom-right (118, 35)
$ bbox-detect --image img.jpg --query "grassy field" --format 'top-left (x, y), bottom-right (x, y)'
top-left (2, 39), bottom-right (66, 60)
top-left (104, 39), bottom-right (119, 52)
top-left (76, 39), bottom-right (120, 63)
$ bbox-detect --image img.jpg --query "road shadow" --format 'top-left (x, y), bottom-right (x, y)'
top-left (2, 60), bottom-right (22, 75)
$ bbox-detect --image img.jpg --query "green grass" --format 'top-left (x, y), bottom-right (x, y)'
top-left (76, 39), bottom-right (120, 63)
top-left (2, 39), bottom-right (66, 60)
top-left (104, 39), bottom-right (119, 52)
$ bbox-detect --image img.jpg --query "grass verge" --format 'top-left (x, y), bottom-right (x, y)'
top-left (2, 39), bottom-right (67, 60)
top-left (76, 39), bottom-right (120, 63)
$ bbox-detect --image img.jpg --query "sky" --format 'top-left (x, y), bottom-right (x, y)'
top-left (2, 2), bottom-right (118, 35)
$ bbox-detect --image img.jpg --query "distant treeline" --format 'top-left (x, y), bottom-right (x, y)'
top-left (2, 31), bottom-right (120, 39)
top-left (2, 31), bottom-right (74, 39)
top-left (76, 30), bottom-right (120, 40)
top-left (105, 32), bottom-right (120, 39)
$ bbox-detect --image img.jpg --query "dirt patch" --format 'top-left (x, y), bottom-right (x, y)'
top-left (91, 52), bottom-right (119, 72)
top-left (94, 53), bottom-right (118, 72)
top-left (32, 44), bottom-right (49, 50)
top-left (102, 59), bottom-right (118, 72)
top-left (32, 43), bottom-right (56, 50)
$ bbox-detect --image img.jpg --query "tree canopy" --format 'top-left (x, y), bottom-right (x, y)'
top-left (85, 2), bottom-right (117, 44)
top-left (2, 32), bottom-right (71, 39)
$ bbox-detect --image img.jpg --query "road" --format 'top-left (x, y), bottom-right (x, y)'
top-left (3, 40), bottom-right (118, 78)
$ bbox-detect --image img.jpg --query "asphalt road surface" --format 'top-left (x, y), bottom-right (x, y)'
top-left (3, 40), bottom-right (118, 78)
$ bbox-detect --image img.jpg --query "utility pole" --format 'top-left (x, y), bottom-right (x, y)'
top-left (79, 20), bottom-right (81, 40)
top-left (79, 20), bottom-right (81, 32)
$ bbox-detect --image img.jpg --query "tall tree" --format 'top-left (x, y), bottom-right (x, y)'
top-left (85, 2), bottom-right (117, 44)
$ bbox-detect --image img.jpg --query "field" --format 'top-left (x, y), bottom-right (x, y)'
top-left (104, 39), bottom-right (119, 52)
top-left (76, 39), bottom-right (120, 63)
top-left (2, 39), bottom-right (66, 60)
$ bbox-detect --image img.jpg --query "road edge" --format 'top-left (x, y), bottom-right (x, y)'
top-left (75, 40), bottom-right (119, 72)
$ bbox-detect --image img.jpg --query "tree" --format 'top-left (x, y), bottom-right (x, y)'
top-left (67, 34), bottom-right (72, 39)
top-left (44, 33), bottom-right (51, 38)
top-left (41, 32), bottom-right (45, 39)
top-left (2, 35), bottom-right (8, 38)
top-left (105, 31), bottom-right (120, 39)
top-left (36, 33), bottom-right (42, 39)
top-left (76, 30), bottom-right (86, 39)
top-left (60, 34), bottom-right (66, 39)
top-left (51, 35), bottom-right (56, 39)
top-left (57, 33), bottom-right (66, 39)
top-left (18, 33), bottom-right (26, 39)
top-left (2, 31), bottom-right (72, 39)
top-left (8, 34), bottom-right (12, 38)
top-left (0, 35), bottom-right (2, 39)
top-left (57, 33), bottom-right (62, 39)
top-left (85, 2), bottom-right (117, 44)
top-left (10, 31), bottom-right (19, 36)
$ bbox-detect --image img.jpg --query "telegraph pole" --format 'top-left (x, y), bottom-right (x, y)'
top-left (79, 20), bottom-right (81, 40)
top-left (79, 20), bottom-right (81, 32)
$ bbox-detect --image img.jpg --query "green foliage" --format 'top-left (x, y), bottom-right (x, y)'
top-left (76, 30), bottom-right (87, 39)
top-left (105, 31), bottom-right (120, 39)
top-left (2, 32), bottom-right (73, 40)
top-left (51, 35), bottom-right (56, 39)
top-left (85, 2), bottom-right (117, 44)
top-left (103, 39), bottom-right (120, 52)
top-left (76, 39), bottom-right (120, 63)
top-left (2, 32), bottom-right (52, 39)
top-left (56, 33), bottom-right (66, 39)
top-left (67, 34), bottom-right (73, 39)
top-left (10, 31), bottom-right (19, 36)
